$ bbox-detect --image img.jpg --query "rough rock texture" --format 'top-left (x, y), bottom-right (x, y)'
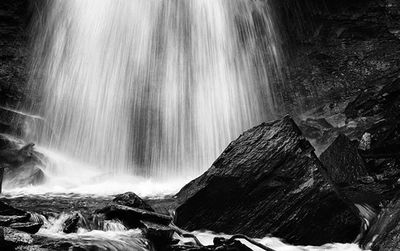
top-left (0, 201), bottom-right (42, 235)
top-left (62, 211), bottom-right (87, 234)
top-left (4, 165), bottom-right (45, 188)
top-left (320, 134), bottom-right (368, 185)
top-left (360, 194), bottom-right (400, 251)
top-left (0, 139), bottom-right (46, 190)
top-left (1, 226), bottom-right (33, 244)
top-left (0, 200), bottom-right (27, 217)
top-left (96, 204), bottom-right (172, 229)
top-left (0, 0), bottom-right (30, 108)
top-left (175, 116), bottom-right (360, 246)
top-left (168, 241), bottom-right (253, 251)
top-left (113, 192), bottom-right (154, 212)
top-left (336, 73), bottom-right (400, 251)
top-left (276, 0), bottom-right (400, 115)
top-left (8, 222), bottom-right (41, 235)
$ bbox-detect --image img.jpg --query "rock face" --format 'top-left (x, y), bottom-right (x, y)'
top-left (175, 116), bottom-right (360, 246)
top-left (320, 134), bottom-right (368, 185)
top-left (0, 0), bottom-right (30, 108)
top-left (336, 75), bottom-right (400, 251)
top-left (276, 0), bottom-right (400, 115)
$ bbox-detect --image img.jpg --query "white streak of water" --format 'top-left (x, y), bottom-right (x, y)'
top-left (28, 0), bottom-right (281, 178)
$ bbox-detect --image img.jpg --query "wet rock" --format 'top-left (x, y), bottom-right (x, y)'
top-left (345, 78), bottom-right (400, 120)
top-left (9, 222), bottom-right (42, 234)
top-left (168, 241), bottom-right (252, 251)
top-left (320, 134), bottom-right (368, 185)
top-left (141, 221), bottom-right (175, 249)
top-left (2, 226), bottom-right (33, 245)
top-left (175, 116), bottom-right (361, 246)
top-left (113, 192), bottom-right (154, 212)
top-left (0, 134), bottom-right (20, 150)
top-left (96, 204), bottom-right (172, 229)
top-left (0, 143), bottom-right (44, 169)
top-left (0, 139), bottom-right (46, 190)
top-left (0, 214), bottom-right (30, 225)
top-left (0, 201), bottom-right (42, 234)
top-left (360, 193), bottom-right (400, 251)
top-left (4, 165), bottom-right (45, 187)
top-left (319, 132), bottom-right (400, 240)
top-left (62, 211), bottom-right (87, 234)
top-left (0, 200), bottom-right (27, 217)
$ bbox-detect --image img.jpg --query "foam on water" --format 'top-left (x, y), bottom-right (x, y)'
top-left (190, 231), bottom-right (366, 251)
top-left (3, 146), bottom-right (188, 197)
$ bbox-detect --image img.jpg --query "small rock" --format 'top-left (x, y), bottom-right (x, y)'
top-left (96, 204), bottom-right (172, 229)
top-left (9, 222), bottom-right (42, 234)
top-left (63, 211), bottom-right (87, 234)
top-left (359, 132), bottom-right (371, 150)
top-left (141, 221), bottom-right (175, 248)
top-left (113, 192), bottom-right (154, 212)
top-left (3, 227), bottom-right (33, 245)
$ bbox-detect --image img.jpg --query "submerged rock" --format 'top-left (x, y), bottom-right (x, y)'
top-left (62, 211), bottom-right (88, 234)
top-left (175, 116), bottom-right (360, 246)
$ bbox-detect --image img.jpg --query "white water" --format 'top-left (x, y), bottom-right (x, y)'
top-left (32, 212), bottom-right (365, 251)
top-left (190, 232), bottom-right (365, 251)
top-left (27, 0), bottom-right (281, 178)
top-left (3, 146), bottom-right (187, 197)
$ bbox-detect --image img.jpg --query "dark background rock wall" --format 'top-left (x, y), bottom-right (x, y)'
top-left (0, 0), bottom-right (30, 108)
top-left (274, 0), bottom-right (400, 114)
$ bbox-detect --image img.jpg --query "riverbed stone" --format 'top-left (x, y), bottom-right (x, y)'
top-left (113, 192), bottom-right (154, 212)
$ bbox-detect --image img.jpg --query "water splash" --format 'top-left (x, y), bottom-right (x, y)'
top-left (3, 146), bottom-right (188, 197)
top-left (28, 0), bottom-right (282, 178)
top-left (188, 231), bottom-right (365, 251)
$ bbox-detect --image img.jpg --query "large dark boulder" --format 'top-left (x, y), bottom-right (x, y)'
top-left (175, 116), bottom-right (361, 246)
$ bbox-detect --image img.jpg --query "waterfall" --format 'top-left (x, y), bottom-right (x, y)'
top-left (27, 0), bottom-right (282, 178)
